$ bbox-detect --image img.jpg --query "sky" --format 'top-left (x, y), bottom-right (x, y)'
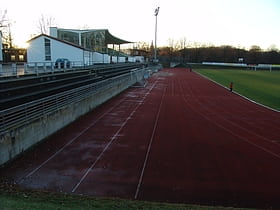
top-left (1, 0), bottom-right (280, 50)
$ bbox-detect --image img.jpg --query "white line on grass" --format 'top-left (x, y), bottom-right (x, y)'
top-left (195, 70), bottom-right (280, 113)
top-left (182, 76), bottom-right (280, 147)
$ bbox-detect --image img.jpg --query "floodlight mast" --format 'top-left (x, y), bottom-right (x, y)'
top-left (154, 6), bottom-right (160, 62)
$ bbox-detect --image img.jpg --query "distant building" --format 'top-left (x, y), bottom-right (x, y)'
top-left (50, 27), bottom-right (131, 54)
top-left (27, 34), bottom-right (111, 65)
top-left (1, 30), bottom-right (27, 63)
top-left (26, 27), bottom-right (135, 65)
top-left (127, 48), bottom-right (150, 62)
top-left (2, 47), bottom-right (27, 63)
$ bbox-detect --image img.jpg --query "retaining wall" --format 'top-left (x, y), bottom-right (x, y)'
top-left (0, 68), bottom-right (145, 166)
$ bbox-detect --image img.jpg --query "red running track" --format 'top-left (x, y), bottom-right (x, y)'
top-left (1, 68), bottom-right (280, 209)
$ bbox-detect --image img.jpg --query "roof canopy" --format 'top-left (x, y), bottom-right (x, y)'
top-left (105, 30), bottom-right (132, 45)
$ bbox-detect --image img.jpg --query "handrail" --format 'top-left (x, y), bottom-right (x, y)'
top-left (0, 68), bottom-right (145, 135)
top-left (0, 62), bottom-right (146, 79)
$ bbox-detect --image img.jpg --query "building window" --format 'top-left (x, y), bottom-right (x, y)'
top-left (19, 55), bottom-right (24, 61)
top-left (11, 55), bottom-right (16, 61)
top-left (44, 38), bottom-right (51, 61)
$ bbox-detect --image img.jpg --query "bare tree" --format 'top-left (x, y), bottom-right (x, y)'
top-left (0, 9), bottom-right (13, 48)
top-left (0, 10), bottom-right (8, 27)
top-left (177, 37), bottom-right (189, 62)
top-left (177, 37), bottom-right (188, 50)
top-left (38, 14), bottom-right (55, 34)
top-left (136, 41), bottom-right (150, 51)
top-left (249, 45), bottom-right (262, 52)
top-left (267, 44), bottom-right (279, 52)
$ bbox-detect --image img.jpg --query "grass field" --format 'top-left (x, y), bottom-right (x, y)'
top-left (0, 183), bottom-right (251, 210)
top-left (195, 68), bottom-right (280, 111)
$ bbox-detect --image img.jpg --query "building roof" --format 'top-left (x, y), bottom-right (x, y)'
top-left (104, 30), bottom-right (132, 45)
top-left (50, 27), bottom-right (132, 45)
top-left (28, 31), bottom-right (132, 56)
top-left (27, 34), bottom-right (91, 51)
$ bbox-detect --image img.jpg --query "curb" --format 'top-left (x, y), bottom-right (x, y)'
top-left (194, 70), bottom-right (280, 113)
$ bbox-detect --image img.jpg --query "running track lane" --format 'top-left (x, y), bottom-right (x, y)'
top-left (0, 76), bottom-right (164, 194)
top-left (12, 78), bottom-right (161, 193)
top-left (136, 69), bottom-right (280, 208)
top-left (1, 68), bottom-right (280, 209)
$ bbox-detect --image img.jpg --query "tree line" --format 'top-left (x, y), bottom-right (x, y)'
top-left (136, 41), bottom-right (280, 64)
top-left (2, 9), bottom-right (279, 64)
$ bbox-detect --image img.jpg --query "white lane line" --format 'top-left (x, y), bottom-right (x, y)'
top-left (71, 120), bottom-right (127, 193)
top-left (20, 97), bottom-right (128, 182)
top-left (134, 86), bottom-right (166, 200)
top-left (181, 94), bottom-right (280, 160)
top-left (179, 78), bottom-right (280, 159)
top-left (71, 80), bottom-right (159, 193)
top-left (182, 79), bottom-right (280, 148)
top-left (195, 71), bottom-right (280, 113)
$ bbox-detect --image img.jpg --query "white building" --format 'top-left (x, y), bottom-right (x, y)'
top-left (49, 27), bottom-right (131, 53)
top-left (27, 28), bottom-right (145, 65)
top-left (27, 34), bottom-right (110, 66)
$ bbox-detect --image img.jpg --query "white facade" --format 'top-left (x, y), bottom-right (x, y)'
top-left (49, 27), bottom-right (58, 38)
top-left (27, 34), bottom-right (110, 66)
top-left (111, 56), bottom-right (126, 63)
top-left (128, 56), bottom-right (136, 62)
top-left (27, 34), bottom-right (90, 66)
top-left (134, 56), bottom-right (145, 63)
top-left (93, 52), bottom-right (110, 64)
top-left (27, 34), bottom-right (143, 65)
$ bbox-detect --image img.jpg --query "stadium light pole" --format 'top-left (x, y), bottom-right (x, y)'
top-left (154, 6), bottom-right (160, 62)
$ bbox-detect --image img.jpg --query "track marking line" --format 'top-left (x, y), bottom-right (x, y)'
top-left (20, 94), bottom-right (135, 182)
top-left (181, 92), bottom-right (280, 160)
top-left (195, 71), bottom-right (280, 113)
top-left (71, 120), bottom-right (127, 193)
top-left (71, 80), bottom-right (159, 193)
top-left (134, 85), bottom-right (167, 200)
top-left (180, 79), bottom-right (280, 149)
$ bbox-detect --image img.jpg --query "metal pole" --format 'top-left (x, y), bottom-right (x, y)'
top-left (154, 7), bottom-right (160, 62)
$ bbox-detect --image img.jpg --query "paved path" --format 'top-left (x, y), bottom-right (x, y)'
top-left (1, 68), bottom-right (280, 209)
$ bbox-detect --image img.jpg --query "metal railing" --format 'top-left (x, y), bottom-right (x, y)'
top-left (0, 62), bottom-right (146, 78)
top-left (0, 68), bottom-right (145, 136)
top-left (0, 62), bottom-right (77, 78)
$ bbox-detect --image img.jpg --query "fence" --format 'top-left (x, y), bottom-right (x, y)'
top-left (0, 67), bottom-right (146, 136)
top-left (201, 62), bottom-right (280, 71)
top-left (0, 61), bottom-right (93, 78)
top-left (0, 61), bottom-right (147, 78)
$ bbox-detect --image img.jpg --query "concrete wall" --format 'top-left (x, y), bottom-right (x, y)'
top-left (111, 56), bottom-right (126, 63)
top-left (0, 69), bottom-right (145, 166)
top-left (128, 56), bottom-right (136, 62)
top-left (93, 52), bottom-right (110, 64)
top-left (134, 56), bottom-right (145, 63)
top-left (49, 27), bottom-right (58, 38)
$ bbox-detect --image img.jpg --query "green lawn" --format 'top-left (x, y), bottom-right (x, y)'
top-left (195, 68), bottom-right (280, 111)
top-left (0, 184), bottom-right (251, 210)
